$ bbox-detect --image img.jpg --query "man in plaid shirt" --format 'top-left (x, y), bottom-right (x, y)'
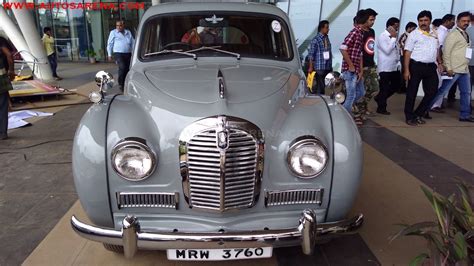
top-left (307, 20), bottom-right (332, 95)
top-left (340, 10), bottom-right (368, 120)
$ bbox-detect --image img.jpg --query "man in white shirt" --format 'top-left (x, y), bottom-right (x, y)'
top-left (403, 10), bottom-right (439, 126)
top-left (430, 14), bottom-right (455, 112)
top-left (437, 14), bottom-right (455, 47)
top-left (375, 17), bottom-right (400, 115)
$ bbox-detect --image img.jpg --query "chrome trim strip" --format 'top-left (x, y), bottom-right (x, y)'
top-left (71, 210), bottom-right (364, 258)
top-left (116, 192), bottom-right (178, 209)
top-left (265, 189), bottom-right (324, 207)
top-left (218, 70), bottom-right (225, 99)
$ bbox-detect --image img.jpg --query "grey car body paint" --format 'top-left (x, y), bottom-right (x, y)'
top-left (73, 96), bottom-right (115, 227)
top-left (73, 2), bottom-right (362, 234)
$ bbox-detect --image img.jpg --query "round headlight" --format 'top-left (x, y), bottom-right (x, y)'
top-left (111, 138), bottom-right (157, 181)
top-left (287, 137), bottom-right (328, 178)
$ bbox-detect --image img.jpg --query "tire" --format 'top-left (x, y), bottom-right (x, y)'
top-left (103, 243), bottom-right (124, 253)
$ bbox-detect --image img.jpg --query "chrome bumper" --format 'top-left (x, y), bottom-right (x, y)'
top-left (71, 209), bottom-right (363, 259)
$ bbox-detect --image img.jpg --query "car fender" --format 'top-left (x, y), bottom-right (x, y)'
top-left (72, 96), bottom-right (117, 227)
top-left (324, 100), bottom-right (363, 221)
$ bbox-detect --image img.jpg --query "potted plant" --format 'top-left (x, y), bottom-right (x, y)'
top-left (390, 181), bottom-right (474, 266)
top-left (87, 48), bottom-right (97, 63)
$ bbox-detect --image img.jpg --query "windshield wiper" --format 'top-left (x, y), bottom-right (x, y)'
top-left (144, 49), bottom-right (197, 60)
top-left (188, 46), bottom-right (241, 60)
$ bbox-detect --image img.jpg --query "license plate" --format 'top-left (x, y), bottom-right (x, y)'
top-left (166, 247), bottom-right (273, 261)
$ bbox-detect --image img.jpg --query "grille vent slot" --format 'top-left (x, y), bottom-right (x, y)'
top-left (117, 192), bottom-right (178, 209)
top-left (265, 189), bottom-right (323, 207)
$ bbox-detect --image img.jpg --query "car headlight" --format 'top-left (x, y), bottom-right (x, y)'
top-left (111, 138), bottom-right (157, 181)
top-left (287, 137), bottom-right (328, 178)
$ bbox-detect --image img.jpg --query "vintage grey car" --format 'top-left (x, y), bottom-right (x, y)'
top-left (71, 2), bottom-right (363, 261)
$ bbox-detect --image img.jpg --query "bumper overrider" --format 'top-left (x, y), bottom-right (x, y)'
top-left (71, 209), bottom-right (363, 259)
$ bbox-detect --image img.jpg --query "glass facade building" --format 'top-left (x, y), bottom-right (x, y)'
top-left (2, 0), bottom-right (472, 67)
top-left (2, 0), bottom-right (152, 61)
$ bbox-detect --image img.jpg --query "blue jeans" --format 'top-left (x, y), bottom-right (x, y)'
top-left (342, 71), bottom-right (365, 113)
top-left (430, 73), bottom-right (471, 119)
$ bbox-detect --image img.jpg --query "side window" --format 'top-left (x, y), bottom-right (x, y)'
top-left (143, 22), bottom-right (160, 55)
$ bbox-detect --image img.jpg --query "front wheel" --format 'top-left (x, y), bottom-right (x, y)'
top-left (103, 243), bottom-right (124, 253)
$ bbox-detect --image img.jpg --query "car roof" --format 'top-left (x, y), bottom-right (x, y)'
top-left (142, 2), bottom-right (289, 21)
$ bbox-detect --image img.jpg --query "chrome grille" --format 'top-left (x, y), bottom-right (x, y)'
top-left (117, 192), bottom-right (178, 209)
top-left (180, 116), bottom-right (264, 212)
top-left (265, 189), bottom-right (323, 207)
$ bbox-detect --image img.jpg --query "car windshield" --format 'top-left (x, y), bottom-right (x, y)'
top-left (140, 12), bottom-right (293, 61)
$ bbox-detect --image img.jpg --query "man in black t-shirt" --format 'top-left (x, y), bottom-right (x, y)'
top-left (0, 36), bottom-right (15, 140)
top-left (354, 9), bottom-right (379, 120)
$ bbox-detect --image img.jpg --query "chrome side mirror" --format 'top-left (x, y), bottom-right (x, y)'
top-left (90, 71), bottom-right (114, 104)
top-left (325, 72), bottom-right (345, 104)
top-left (95, 71), bottom-right (114, 91)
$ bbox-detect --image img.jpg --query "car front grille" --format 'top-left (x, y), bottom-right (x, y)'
top-left (179, 116), bottom-right (264, 212)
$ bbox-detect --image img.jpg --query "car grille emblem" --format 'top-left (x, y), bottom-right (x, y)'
top-left (216, 116), bottom-right (229, 150)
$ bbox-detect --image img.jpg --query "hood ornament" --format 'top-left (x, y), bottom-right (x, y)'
top-left (217, 70), bottom-right (225, 99)
top-left (216, 116), bottom-right (229, 150)
top-left (205, 14), bottom-right (224, 24)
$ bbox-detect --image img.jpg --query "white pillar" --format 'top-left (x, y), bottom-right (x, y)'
top-left (9, 0), bottom-right (53, 80)
top-left (151, 0), bottom-right (160, 6)
top-left (0, 6), bottom-right (36, 72)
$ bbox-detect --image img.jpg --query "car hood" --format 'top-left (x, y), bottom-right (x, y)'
top-left (144, 64), bottom-right (292, 104)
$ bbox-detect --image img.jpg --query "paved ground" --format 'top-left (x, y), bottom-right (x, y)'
top-left (0, 62), bottom-right (473, 265)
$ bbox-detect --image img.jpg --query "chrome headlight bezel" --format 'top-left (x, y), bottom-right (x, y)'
top-left (111, 138), bottom-right (157, 182)
top-left (286, 136), bottom-right (329, 178)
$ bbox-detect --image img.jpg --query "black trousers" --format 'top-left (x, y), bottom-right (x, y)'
top-left (114, 53), bottom-right (132, 88)
top-left (399, 56), bottom-right (406, 93)
top-left (404, 60), bottom-right (438, 121)
top-left (377, 71), bottom-right (401, 112)
top-left (310, 69), bottom-right (331, 95)
top-left (0, 91), bottom-right (9, 137)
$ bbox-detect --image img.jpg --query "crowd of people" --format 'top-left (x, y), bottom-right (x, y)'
top-left (307, 10), bottom-right (474, 126)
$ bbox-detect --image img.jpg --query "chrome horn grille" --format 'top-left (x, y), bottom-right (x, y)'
top-left (116, 192), bottom-right (179, 209)
top-left (179, 116), bottom-right (264, 212)
top-left (265, 189), bottom-right (324, 207)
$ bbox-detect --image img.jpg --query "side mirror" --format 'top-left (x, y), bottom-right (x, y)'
top-left (325, 72), bottom-right (345, 104)
top-left (90, 71), bottom-right (114, 104)
top-left (324, 71), bottom-right (340, 87)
